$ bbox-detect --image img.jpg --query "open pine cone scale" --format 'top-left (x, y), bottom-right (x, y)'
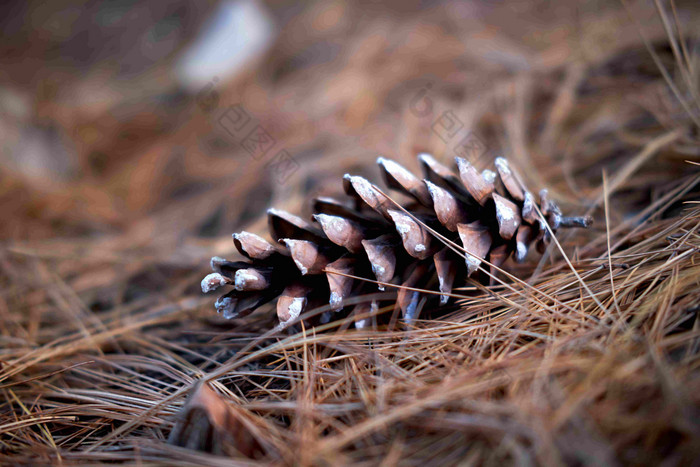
top-left (201, 153), bottom-right (591, 328)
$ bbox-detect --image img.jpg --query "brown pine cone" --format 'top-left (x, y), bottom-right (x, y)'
top-left (201, 154), bottom-right (591, 328)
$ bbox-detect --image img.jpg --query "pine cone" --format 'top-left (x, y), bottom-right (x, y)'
top-left (201, 154), bottom-right (591, 328)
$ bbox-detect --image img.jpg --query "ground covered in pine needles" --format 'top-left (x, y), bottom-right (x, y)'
top-left (1, 1), bottom-right (699, 465)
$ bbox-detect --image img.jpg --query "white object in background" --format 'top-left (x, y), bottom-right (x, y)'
top-left (176, 0), bottom-right (275, 91)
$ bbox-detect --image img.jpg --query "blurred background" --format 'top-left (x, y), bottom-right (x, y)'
top-left (1, 0), bottom-right (698, 308)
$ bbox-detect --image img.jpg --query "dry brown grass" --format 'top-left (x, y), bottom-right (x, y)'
top-left (1, 1), bottom-right (699, 465)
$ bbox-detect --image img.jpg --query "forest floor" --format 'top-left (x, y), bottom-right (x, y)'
top-left (1, 1), bottom-right (699, 465)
